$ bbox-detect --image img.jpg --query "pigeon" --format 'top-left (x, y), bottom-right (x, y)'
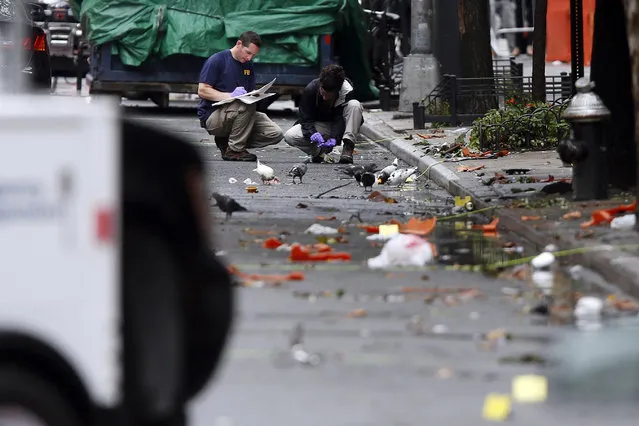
top-left (378, 158), bottom-right (399, 184)
top-left (387, 167), bottom-right (418, 186)
top-left (337, 163), bottom-right (378, 183)
top-left (210, 192), bottom-right (247, 220)
top-left (361, 172), bottom-right (376, 192)
top-left (254, 159), bottom-right (276, 184)
top-left (287, 159), bottom-right (309, 184)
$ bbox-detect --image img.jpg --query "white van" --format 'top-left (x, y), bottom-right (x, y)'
top-left (0, 96), bottom-right (233, 426)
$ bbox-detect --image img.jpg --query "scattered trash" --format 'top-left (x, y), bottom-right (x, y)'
top-left (562, 210), bottom-right (582, 220)
top-left (367, 191), bottom-right (397, 203)
top-left (499, 354), bottom-right (547, 366)
top-left (531, 251), bottom-right (555, 270)
top-left (246, 186), bottom-right (259, 193)
top-left (305, 224), bottom-right (339, 235)
top-left (346, 308), bottom-right (367, 318)
top-left (610, 214), bottom-right (636, 230)
top-left (521, 216), bottom-right (541, 221)
top-left (289, 244), bottom-right (351, 262)
top-left (482, 393), bottom-right (511, 421)
top-left (243, 178), bottom-right (257, 185)
top-left (263, 237), bottom-right (283, 249)
top-left (228, 177), bottom-right (237, 184)
top-left (367, 234), bottom-right (436, 269)
top-left (511, 374), bottom-right (548, 403)
top-left (432, 324), bottom-right (448, 334)
top-left (315, 216), bottom-right (337, 221)
top-left (296, 203), bottom-right (308, 209)
top-left (228, 265), bottom-right (304, 287)
top-left (456, 164), bottom-right (486, 172)
top-left (574, 296), bottom-right (604, 319)
top-left (580, 200), bottom-right (637, 228)
top-left (244, 228), bottom-right (276, 236)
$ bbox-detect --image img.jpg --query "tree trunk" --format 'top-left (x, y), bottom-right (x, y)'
top-left (458, 0), bottom-right (495, 114)
top-left (621, 0), bottom-right (639, 229)
top-left (532, 0), bottom-right (548, 102)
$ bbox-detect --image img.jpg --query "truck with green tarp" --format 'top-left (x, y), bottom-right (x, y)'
top-left (70, 0), bottom-right (377, 107)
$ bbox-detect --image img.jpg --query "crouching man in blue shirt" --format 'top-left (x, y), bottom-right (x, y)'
top-left (197, 31), bottom-right (283, 162)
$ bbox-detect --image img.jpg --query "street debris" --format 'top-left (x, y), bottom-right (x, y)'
top-left (210, 192), bottom-right (248, 220)
top-left (562, 210), bottom-right (582, 220)
top-left (289, 244), bottom-right (351, 262)
top-left (367, 191), bottom-right (397, 203)
top-left (511, 374), bottom-right (548, 403)
top-left (228, 177), bottom-right (237, 184)
top-left (243, 178), bottom-right (257, 185)
top-left (610, 214), bottom-right (636, 230)
top-left (228, 265), bottom-right (304, 288)
top-left (346, 308), bottom-right (367, 318)
top-left (246, 186), bottom-right (258, 193)
top-left (456, 164), bottom-right (485, 173)
top-left (482, 393), bottom-right (511, 421)
top-left (305, 224), bottom-right (339, 235)
top-left (580, 200), bottom-right (636, 228)
top-left (368, 234), bottom-right (436, 269)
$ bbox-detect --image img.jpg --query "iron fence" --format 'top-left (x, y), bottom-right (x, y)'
top-left (413, 63), bottom-right (572, 128)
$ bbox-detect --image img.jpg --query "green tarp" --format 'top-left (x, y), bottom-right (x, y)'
top-left (70, 0), bottom-right (377, 100)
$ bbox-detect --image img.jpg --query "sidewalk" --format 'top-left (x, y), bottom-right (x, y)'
top-left (361, 109), bottom-right (639, 298)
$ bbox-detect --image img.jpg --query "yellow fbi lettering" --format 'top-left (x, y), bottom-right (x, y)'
top-left (243, 70), bottom-right (251, 76)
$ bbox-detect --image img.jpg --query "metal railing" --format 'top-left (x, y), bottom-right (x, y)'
top-left (413, 58), bottom-right (572, 127)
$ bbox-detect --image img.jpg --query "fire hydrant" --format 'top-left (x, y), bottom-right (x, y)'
top-left (557, 77), bottom-right (611, 201)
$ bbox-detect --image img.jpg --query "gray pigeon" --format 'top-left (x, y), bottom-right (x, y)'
top-left (288, 159), bottom-right (309, 184)
top-left (210, 192), bottom-right (247, 220)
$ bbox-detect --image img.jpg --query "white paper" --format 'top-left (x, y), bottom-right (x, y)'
top-left (212, 77), bottom-right (277, 106)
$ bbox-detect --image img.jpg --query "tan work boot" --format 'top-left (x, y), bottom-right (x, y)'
top-left (339, 139), bottom-right (355, 164)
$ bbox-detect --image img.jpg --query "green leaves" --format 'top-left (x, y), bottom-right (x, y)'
top-left (469, 99), bottom-right (570, 151)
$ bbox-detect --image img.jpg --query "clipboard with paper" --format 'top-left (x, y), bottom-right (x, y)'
top-left (212, 78), bottom-right (278, 107)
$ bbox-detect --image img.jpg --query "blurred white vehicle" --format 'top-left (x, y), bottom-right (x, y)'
top-left (0, 95), bottom-right (233, 426)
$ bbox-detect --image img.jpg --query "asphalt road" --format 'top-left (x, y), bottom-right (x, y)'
top-left (119, 100), bottom-right (573, 426)
top-left (52, 79), bottom-right (639, 424)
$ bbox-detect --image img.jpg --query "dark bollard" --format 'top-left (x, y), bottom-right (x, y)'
top-left (557, 77), bottom-right (611, 201)
top-left (379, 86), bottom-right (391, 111)
top-left (412, 102), bottom-right (425, 129)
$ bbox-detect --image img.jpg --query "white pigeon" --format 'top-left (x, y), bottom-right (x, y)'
top-left (379, 158), bottom-right (399, 176)
top-left (253, 159), bottom-right (276, 184)
top-left (387, 167), bottom-right (418, 186)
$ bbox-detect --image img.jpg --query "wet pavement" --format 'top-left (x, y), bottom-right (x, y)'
top-left (50, 78), bottom-right (639, 424)
top-left (120, 102), bottom-right (568, 425)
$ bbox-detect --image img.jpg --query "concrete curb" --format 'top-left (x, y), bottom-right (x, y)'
top-left (361, 122), bottom-right (639, 298)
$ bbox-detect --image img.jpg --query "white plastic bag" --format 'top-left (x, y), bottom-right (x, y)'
top-left (367, 234), bottom-right (436, 269)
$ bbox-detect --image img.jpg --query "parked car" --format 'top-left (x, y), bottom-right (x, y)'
top-left (0, 0), bottom-right (51, 91)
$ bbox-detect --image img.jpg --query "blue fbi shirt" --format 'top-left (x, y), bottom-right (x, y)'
top-left (197, 49), bottom-right (256, 122)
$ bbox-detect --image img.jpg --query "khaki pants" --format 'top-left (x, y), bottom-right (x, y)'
top-left (205, 102), bottom-right (283, 152)
top-left (284, 99), bottom-right (363, 155)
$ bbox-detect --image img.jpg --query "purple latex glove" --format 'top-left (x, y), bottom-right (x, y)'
top-left (310, 132), bottom-right (325, 145)
top-left (231, 86), bottom-right (247, 97)
top-left (318, 138), bottom-right (336, 148)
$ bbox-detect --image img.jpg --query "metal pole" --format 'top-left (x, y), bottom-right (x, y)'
top-left (570, 0), bottom-right (584, 93)
top-left (410, 0), bottom-right (433, 54)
